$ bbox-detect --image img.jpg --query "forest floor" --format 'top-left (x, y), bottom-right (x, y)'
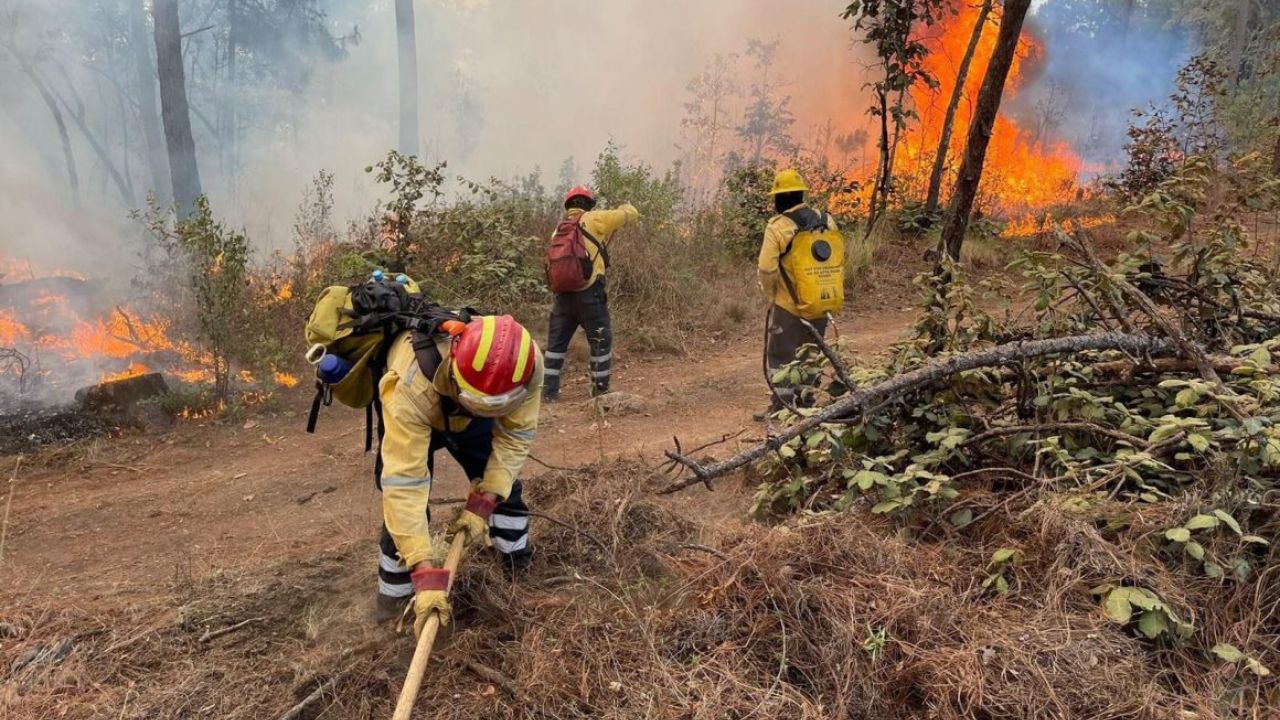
top-left (0, 262), bottom-right (925, 718)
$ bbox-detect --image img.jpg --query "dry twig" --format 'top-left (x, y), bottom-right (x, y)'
top-left (198, 617), bottom-right (265, 644)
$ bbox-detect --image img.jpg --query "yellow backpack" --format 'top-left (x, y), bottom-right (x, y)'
top-left (779, 209), bottom-right (844, 320)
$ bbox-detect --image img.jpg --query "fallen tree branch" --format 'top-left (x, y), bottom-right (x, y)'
top-left (275, 641), bottom-right (381, 720)
top-left (799, 316), bottom-right (857, 391)
top-left (659, 332), bottom-right (1174, 493)
top-left (660, 431), bottom-right (746, 477)
top-left (527, 454), bottom-right (576, 473)
top-left (465, 661), bottom-right (520, 698)
top-left (279, 677), bottom-right (341, 720)
top-left (199, 616), bottom-right (264, 643)
top-left (963, 422), bottom-right (1150, 450)
top-left (1070, 231), bottom-right (1248, 421)
top-left (1090, 355), bottom-right (1275, 378)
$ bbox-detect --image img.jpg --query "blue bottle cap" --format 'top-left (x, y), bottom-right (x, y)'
top-left (372, 269), bottom-right (384, 282)
top-left (396, 274), bottom-right (409, 285)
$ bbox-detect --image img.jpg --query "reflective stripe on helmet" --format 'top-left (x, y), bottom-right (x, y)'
top-left (512, 327), bottom-right (532, 382)
top-left (471, 315), bottom-right (497, 372)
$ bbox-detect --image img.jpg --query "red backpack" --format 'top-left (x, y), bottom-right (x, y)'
top-left (545, 216), bottom-right (606, 293)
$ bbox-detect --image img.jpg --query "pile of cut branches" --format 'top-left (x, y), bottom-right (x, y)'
top-left (661, 155), bottom-right (1280, 707)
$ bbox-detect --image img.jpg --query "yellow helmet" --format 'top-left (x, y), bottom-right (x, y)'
top-left (769, 169), bottom-right (808, 195)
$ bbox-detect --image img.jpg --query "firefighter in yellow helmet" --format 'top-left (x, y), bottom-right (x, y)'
top-left (756, 169), bottom-right (845, 418)
top-left (375, 315), bottom-right (542, 634)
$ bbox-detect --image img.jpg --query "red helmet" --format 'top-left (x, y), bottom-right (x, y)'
top-left (563, 185), bottom-right (595, 205)
top-left (450, 315), bottom-right (537, 416)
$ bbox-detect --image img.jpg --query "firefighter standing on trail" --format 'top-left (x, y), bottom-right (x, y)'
top-left (542, 185), bottom-right (639, 401)
top-left (371, 315), bottom-right (542, 631)
top-left (757, 169), bottom-right (845, 417)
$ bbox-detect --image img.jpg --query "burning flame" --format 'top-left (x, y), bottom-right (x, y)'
top-left (0, 309), bottom-right (30, 346)
top-left (101, 362), bottom-right (151, 383)
top-left (1002, 213), bottom-right (1117, 238)
top-left (2, 256), bottom-right (304, 403)
top-left (843, 4), bottom-right (1085, 223)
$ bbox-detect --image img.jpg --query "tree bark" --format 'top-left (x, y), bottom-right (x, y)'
top-left (1229, 0), bottom-right (1250, 88)
top-left (220, 0), bottom-right (240, 182)
top-left (153, 0), bottom-right (203, 217)
top-left (128, 0), bottom-right (170, 203)
top-left (939, 0), bottom-right (1032, 264)
top-left (395, 0), bottom-right (420, 157)
top-left (56, 86), bottom-right (137, 208)
top-left (924, 0), bottom-right (992, 215)
top-left (660, 331), bottom-right (1175, 491)
top-left (865, 86), bottom-right (891, 237)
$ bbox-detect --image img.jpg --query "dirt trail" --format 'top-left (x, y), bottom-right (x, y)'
top-left (1, 307), bottom-right (913, 610)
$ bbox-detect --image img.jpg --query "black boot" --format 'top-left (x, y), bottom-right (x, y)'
top-left (374, 592), bottom-right (410, 624)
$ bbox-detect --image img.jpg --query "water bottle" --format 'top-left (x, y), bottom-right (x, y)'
top-left (317, 354), bottom-right (352, 384)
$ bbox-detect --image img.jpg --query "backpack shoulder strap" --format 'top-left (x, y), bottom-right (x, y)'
top-left (776, 211), bottom-right (811, 306)
top-left (580, 222), bottom-right (610, 268)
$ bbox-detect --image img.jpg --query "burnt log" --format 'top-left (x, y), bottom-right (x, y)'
top-left (76, 372), bottom-right (172, 431)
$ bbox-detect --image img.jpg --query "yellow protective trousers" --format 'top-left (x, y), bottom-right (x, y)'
top-left (375, 332), bottom-right (536, 598)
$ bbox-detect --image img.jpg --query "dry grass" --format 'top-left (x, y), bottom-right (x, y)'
top-left (3, 461), bottom-right (1275, 719)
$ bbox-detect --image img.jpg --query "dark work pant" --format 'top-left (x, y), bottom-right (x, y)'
top-left (765, 305), bottom-right (829, 411)
top-left (543, 279), bottom-right (613, 397)
top-left (377, 418), bottom-right (532, 599)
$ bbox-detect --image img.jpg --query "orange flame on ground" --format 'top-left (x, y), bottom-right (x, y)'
top-left (274, 371), bottom-right (299, 388)
top-left (1001, 213), bottom-right (1117, 239)
top-left (101, 362), bottom-right (151, 383)
top-left (0, 310), bottom-right (30, 346)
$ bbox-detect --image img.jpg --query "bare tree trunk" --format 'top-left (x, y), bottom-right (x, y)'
top-left (940, 0), bottom-right (1032, 265)
top-left (395, 0), bottom-right (420, 156)
top-left (128, 0), bottom-right (170, 203)
top-left (220, 0), bottom-right (240, 185)
top-left (1229, 0), bottom-right (1250, 88)
top-left (1120, 0), bottom-right (1136, 38)
top-left (865, 86), bottom-right (891, 237)
top-left (153, 0), bottom-right (203, 217)
top-left (56, 84), bottom-right (137, 208)
top-left (925, 0), bottom-right (992, 215)
top-left (6, 51), bottom-right (80, 203)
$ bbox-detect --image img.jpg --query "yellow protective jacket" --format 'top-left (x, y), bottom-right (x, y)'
top-left (377, 330), bottom-right (543, 568)
top-left (757, 204), bottom-right (841, 316)
top-left (558, 203), bottom-right (640, 290)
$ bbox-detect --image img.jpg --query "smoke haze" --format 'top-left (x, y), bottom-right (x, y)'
top-left (1, 0), bottom-right (1189, 270)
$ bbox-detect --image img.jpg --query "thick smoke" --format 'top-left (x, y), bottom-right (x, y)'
top-left (1015, 1), bottom-right (1191, 174)
top-left (0, 0), bottom-right (1191, 268)
top-left (1, 0), bottom-right (869, 266)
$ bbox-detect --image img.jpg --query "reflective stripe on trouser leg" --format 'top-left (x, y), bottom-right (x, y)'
top-left (377, 508), bottom-right (428, 599)
top-left (490, 479), bottom-right (531, 557)
top-left (585, 293), bottom-right (613, 393)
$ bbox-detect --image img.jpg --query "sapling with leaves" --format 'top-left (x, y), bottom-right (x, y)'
top-left (842, 0), bottom-right (950, 237)
top-left (366, 150), bottom-right (446, 269)
top-left (1161, 509), bottom-right (1270, 581)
